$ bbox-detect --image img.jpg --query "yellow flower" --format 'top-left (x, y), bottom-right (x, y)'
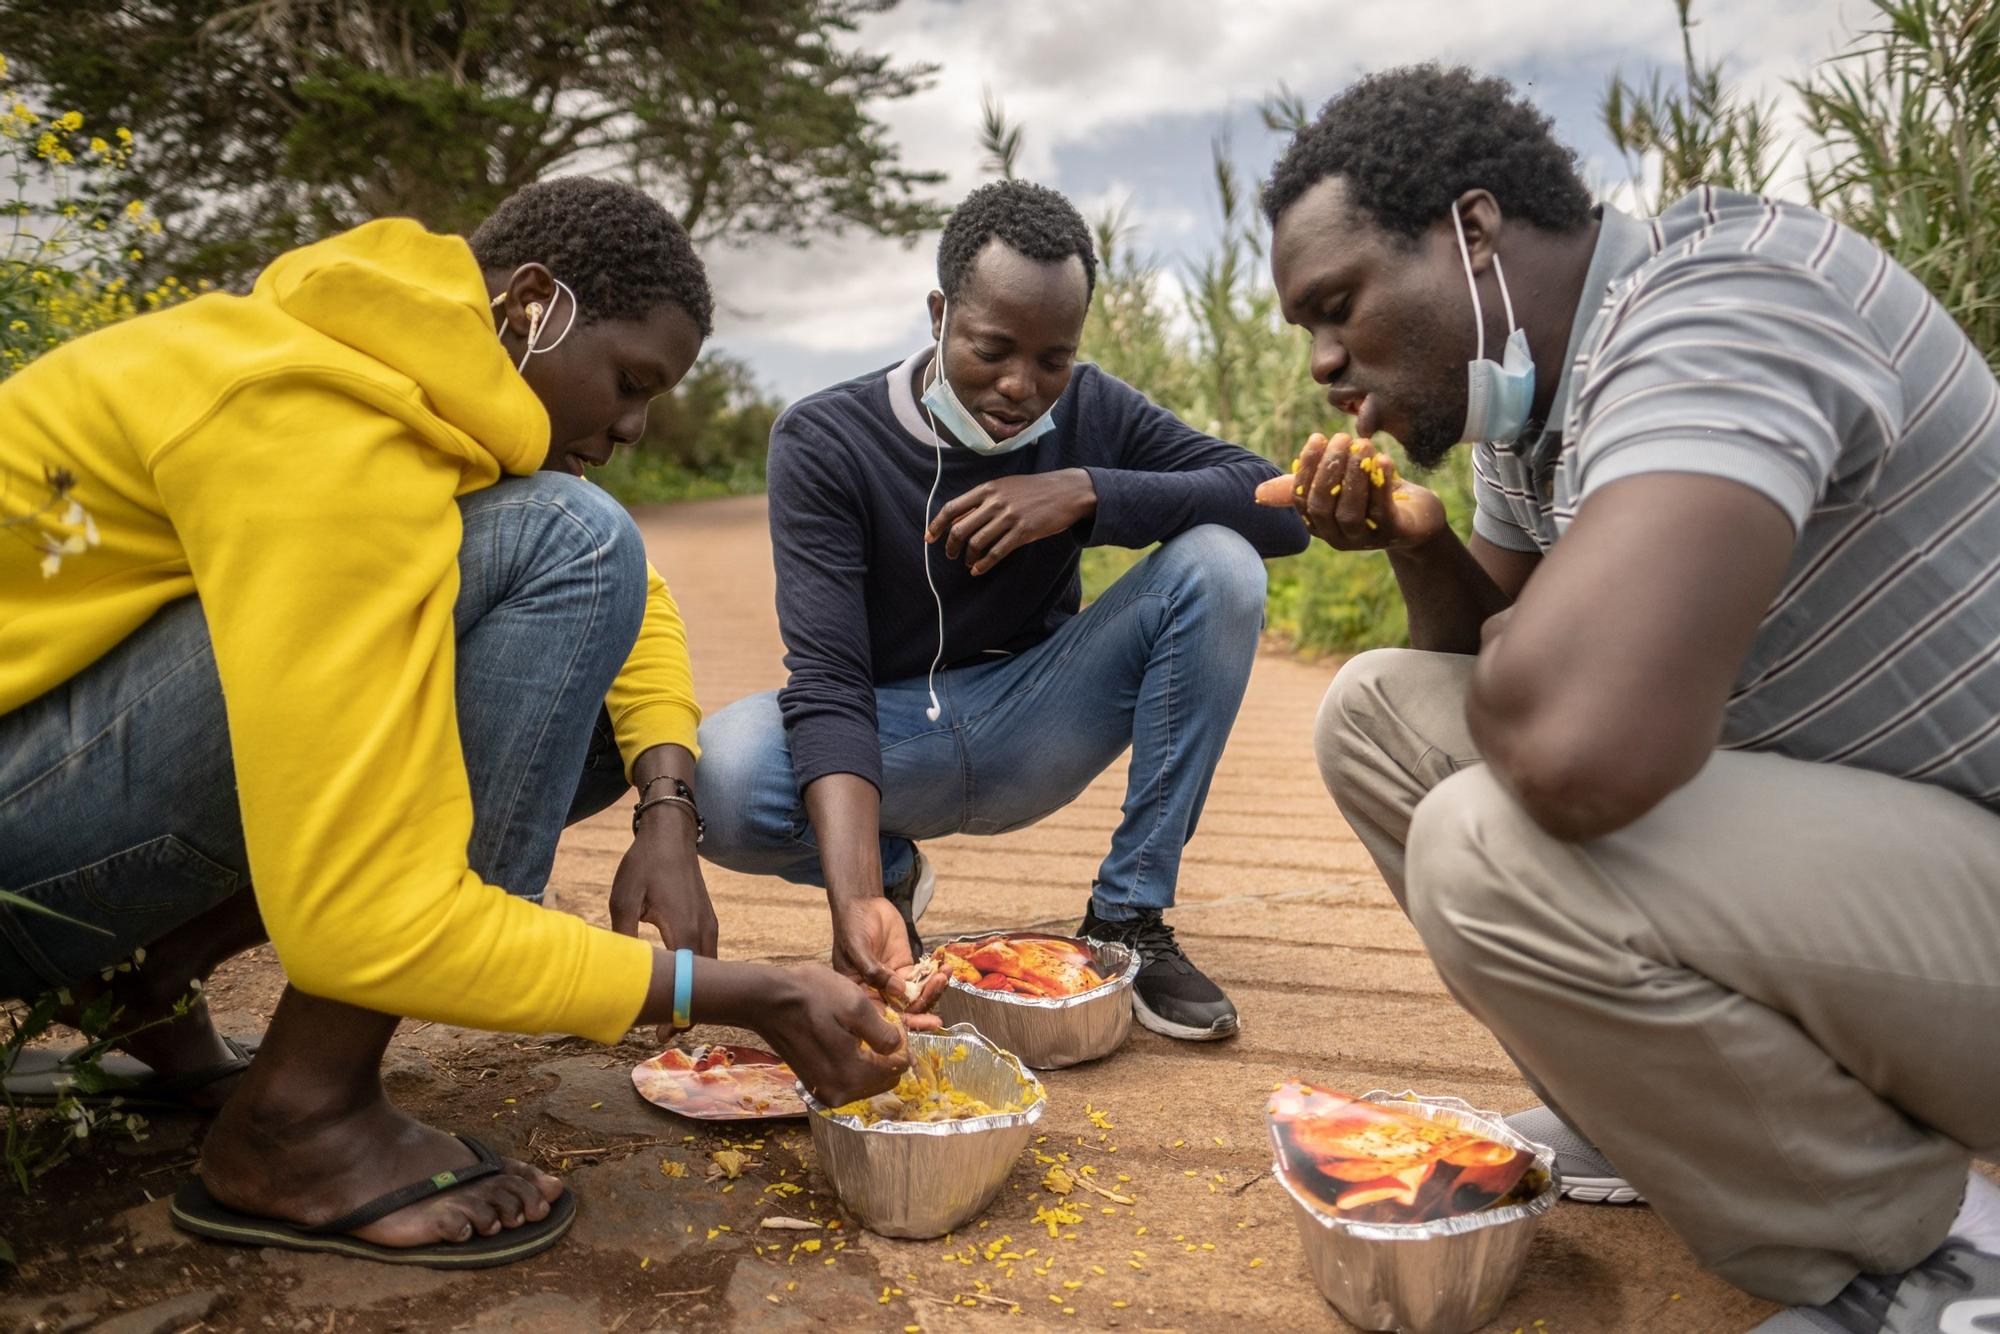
top-left (88, 136), bottom-right (107, 154)
top-left (11, 101), bottom-right (36, 125)
top-left (57, 110), bottom-right (82, 132)
top-left (0, 52), bottom-right (10, 80)
top-left (115, 126), bottom-right (132, 144)
top-left (124, 199), bottom-right (146, 221)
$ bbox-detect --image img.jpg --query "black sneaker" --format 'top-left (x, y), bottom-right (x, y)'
top-left (1077, 905), bottom-right (1238, 1041)
top-left (882, 846), bottom-right (935, 960)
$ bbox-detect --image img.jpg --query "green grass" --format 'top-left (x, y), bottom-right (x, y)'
top-left (592, 452), bottom-right (768, 507)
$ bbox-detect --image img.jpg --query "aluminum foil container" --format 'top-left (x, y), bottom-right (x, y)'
top-left (929, 934), bottom-right (1139, 1069)
top-left (799, 1024), bottom-right (1047, 1239)
top-left (1273, 1091), bottom-right (1559, 1334)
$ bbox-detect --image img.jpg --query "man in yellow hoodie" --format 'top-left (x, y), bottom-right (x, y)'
top-left (0, 178), bottom-right (921, 1266)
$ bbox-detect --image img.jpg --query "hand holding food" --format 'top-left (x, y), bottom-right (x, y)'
top-left (831, 1037), bottom-right (1031, 1125)
top-left (755, 962), bottom-right (914, 1108)
top-left (827, 892), bottom-right (944, 1031)
top-left (1256, 431), bottom-right (1448, 553)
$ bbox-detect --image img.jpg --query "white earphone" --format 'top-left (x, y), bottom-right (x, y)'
top-left (490, 275), bottom-right (579, 373)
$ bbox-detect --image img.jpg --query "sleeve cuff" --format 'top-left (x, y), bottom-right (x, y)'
top-left (562, 927), bottom-right (656, 1043)
top-left (1080, 465), bottom-right (1140, 548)
top-left (1579, 434), bottom-right (1818, 535)
top-left (785, 708), bottom-right (884, 793)
top-left (1473, 505), bottom-right (1543, 553)
top-left (614, 701), bottom-right (703, 780)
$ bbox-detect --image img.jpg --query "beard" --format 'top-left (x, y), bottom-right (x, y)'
top-left (1400, 396), bottom-right (1466, 470)
top-left (1380, 315), bottom-right (1470, 471)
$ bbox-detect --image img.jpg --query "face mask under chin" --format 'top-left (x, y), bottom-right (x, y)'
top-left (919, 298), bottom-right (1058, 456)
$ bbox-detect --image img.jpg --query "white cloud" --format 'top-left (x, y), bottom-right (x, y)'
top-left (703, 0), bottom-right (1879, 401)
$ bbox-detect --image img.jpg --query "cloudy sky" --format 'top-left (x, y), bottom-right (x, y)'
top-left (704, 0), bottom-right (1877, 403)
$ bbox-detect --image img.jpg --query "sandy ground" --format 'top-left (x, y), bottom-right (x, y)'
top-left (1, 494), bottom-right (1782, 1332)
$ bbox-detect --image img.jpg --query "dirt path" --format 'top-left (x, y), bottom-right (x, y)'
top-left (2, 494), bottom-right (1774, 1333)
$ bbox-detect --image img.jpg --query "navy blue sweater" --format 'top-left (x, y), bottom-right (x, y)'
top-left (767, 347), bottom-right (1308, 791)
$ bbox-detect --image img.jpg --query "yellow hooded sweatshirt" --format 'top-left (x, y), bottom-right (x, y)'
top-left (0, 219), bottom-right (697, 1041)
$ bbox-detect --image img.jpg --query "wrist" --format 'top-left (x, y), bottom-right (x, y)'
top-left (632, 775), bottom-right (704, 843)
top-left (1388, 523), bottom-right (1453, 560)
top-left (635, 800), bottom-right (699, 845)
top-left (692, 958), bottom-right (795, 1029)
top-left (1069, 467), bottom-right (1099, 523)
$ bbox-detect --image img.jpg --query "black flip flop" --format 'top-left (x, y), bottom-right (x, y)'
top-left (3, 1034), bottom-right (259, 1109)
top-left (169, 1134), bottom-right (575, 1269)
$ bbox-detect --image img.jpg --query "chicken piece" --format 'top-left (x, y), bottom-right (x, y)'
top-left (946, 935), bottom-right (1106, 997)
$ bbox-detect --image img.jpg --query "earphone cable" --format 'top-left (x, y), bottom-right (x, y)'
top-left (920, 350), bottom-right (948, 723)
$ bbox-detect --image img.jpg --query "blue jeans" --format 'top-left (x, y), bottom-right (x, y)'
top-left (697, 524), bottom-right (1267, 918)
top-left (0, 474), bottom-right (644, 1000)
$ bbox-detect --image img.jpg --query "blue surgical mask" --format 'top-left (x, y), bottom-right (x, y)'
top-left (1452, 204), bottom-right (1535, 447)
top-left (919, 298), bottom-right (1058, 455)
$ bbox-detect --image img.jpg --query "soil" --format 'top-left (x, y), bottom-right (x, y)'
top-left (2, 495), bottom-right (1795, 1332)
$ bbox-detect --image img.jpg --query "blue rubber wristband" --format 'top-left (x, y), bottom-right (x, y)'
top-left (672, 948), bottom-right (695, 1031)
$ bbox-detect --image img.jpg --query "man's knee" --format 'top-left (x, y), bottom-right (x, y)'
top-left (466, 474), bottom-right (648, 620)
top-left (1403, 765), bottom-right (1535, 973)
top-left (1156, 524), bottom-right (1267, 622)
top-left (537, 473), bottom-right (647, 596)
top-left (1314, 648), bottom-right (1427, 799)
top-left (694, 693), bottom-right (795, 868)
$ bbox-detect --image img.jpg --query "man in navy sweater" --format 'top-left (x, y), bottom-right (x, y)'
top-left (696, 181), bottom-right (1308, 1039)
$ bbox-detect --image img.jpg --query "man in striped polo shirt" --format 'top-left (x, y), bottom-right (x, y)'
top-left (1265, 66), bottom-right (2000, 1329)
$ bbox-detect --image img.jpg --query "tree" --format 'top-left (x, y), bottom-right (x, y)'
top-left (0, 0), bottom-right (946, 282)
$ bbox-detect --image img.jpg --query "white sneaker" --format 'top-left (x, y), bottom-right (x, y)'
top-left (1750, 1242), bottom-right (2000, 1332)
top-left (1504, 1105), bottom-right (1646, 1205)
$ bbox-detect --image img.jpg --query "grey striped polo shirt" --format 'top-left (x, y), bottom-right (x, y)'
top-left (1472, 187), bottom-right (2000, 809)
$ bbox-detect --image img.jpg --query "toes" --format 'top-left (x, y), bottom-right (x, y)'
top-left (449, 1190), bottom-right (505, 1238)
top-left (503, 1155), bottom-right (564, 1204)
top-left (491, 1173), bottom-right (546, 1225)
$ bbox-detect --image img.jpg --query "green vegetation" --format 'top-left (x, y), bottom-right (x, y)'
top-left (0, 0), bottom-right (946, 284)
top-left (1799, 0), bottom-right (2000, 368)
top-left (0, 58), bottom-right (193, 375)
top-left (1606, 0), bottom-right (1998, 367)
top-left (0, 68), bottom-right (188, 1265)
top-left (591, 353), bottom-right (778, 505)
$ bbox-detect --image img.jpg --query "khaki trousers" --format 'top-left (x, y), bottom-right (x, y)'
top-left (1314, 648), bottom-right (2000, 1304)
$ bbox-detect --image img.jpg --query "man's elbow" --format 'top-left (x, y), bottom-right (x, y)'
top-left (1490, 739), bottom-right (1672, 841)
top-left (1469, 677), bottom-right (1689, 842)
top-left (264, 915), bottom-right (371, 1007)
top-left (1253, 511), bottom-right (1311, 557)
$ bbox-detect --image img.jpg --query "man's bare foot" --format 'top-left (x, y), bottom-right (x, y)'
top-left (200, 1087), bottom-right (561, 1248)
top-left (55, 887), bottom-right (267, 1108)
top-left (54, 984), bottom-right (245, 1109)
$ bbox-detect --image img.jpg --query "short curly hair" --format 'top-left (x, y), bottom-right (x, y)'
top-left (937, 180), bottom-right (1097, 303)
top-left (1262, 65), bottom-right (1593, 242)
top-left (469, 176), bottom-right (714, 337)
